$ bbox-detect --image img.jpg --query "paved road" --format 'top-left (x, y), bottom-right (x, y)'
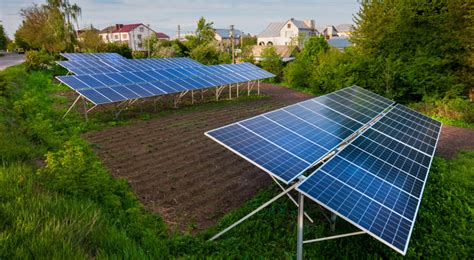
top-left (0, 53), bottom-right (25, 70)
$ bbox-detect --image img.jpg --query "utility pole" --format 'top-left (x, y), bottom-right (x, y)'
top-left (230, 25), bottom-right (235, 64)
top-left (147, 24), bottom-right (151, 58)
top-left (178, 24), bottom-right (181, 40)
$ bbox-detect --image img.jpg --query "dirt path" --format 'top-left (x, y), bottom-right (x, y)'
top-left (84, 83), bottom-right (312, 232)
top-left (435, 125), bottom-right (474, 159)
top-left (84, 84), bottom-right (474, 232)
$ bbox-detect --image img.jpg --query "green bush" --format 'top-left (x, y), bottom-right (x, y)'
top-left (24, 50), bottom-right (55, 71)
top-left (411, 97), bottom-right (474, 128)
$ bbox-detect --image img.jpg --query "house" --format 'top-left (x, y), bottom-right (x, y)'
top-left (99, 23), bottom-right (167, 51)
top-left (320, 25), bottom-right (338, 39)
top-left (335, 24), bottom-right (353, 38)
top-left (257, 18), bottom-right (318, 47)
top-left (214, 28), bottom-right (242, 45)
top-left (251, 45), bottom-right (299, 62)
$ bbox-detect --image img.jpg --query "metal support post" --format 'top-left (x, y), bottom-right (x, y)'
top-left (296, 192), bottom-right (304, 260)
top-left (247, 81), bottom-right (250, 96)
top-left (216, 86), bottom-right (219, 101)
top-left (257, 80), bottom-right (260, 95)
top-left (330, 213), bottom-right (337, 232)
top-left (236, 83), bottom-right (239, 98)
top-left (191, 90), bottom-right (194, 104)
top-left (209, 181), bottom-right (299, 241)
top-left (229, 85), bottom-right (232, 99)
top-left (82, 96), bottom-right (88, 122)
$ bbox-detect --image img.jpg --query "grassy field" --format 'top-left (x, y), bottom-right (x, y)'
top-left (0, 65), bottom-right (472, 258)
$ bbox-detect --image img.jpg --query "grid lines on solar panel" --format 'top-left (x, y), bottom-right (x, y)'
top-left (297, 104), bottom-right (441, 255)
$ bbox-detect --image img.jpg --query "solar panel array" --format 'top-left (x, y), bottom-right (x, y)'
top-left (57, 57), bottom-right (203, 75)
top-left (206, 85), bottom-right (441, 255)
top-left (60, 52), bottom-right (126, 61)
top-left (297, 104), bottom-right (441, 254)
top-left (205, 86), bottom-right (394, 184)
top-left (57, 62), bottom-right (274, 105)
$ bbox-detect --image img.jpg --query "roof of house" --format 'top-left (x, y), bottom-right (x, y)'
top-left (335, 24), bottom-right (353, 32)
top-left (258, 19), bottom-right (312, 38)
top-left (156, 32), bottom-right (170, 39)
top-left (214, 28), bottom-right (242, 39)
top-left (100, 23), bottom-right (154, 34)
top-left (252, 45), bottom-right (299, 58)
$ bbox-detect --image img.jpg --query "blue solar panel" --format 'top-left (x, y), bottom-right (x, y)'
top-left (297, 104), bottom-right (441, 255)
top-left (206, 86), bottom-right (393, 184)
top-left (77, 89), bottom-right (111, 104)
top-left (56, 76), bottom-right (89, 90)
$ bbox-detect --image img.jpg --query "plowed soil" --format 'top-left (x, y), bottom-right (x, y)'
top-left (84, 83), bottom-right (474, 233)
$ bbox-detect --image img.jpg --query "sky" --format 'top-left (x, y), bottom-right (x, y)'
top-left (0, 0), bottom-right (360, 38)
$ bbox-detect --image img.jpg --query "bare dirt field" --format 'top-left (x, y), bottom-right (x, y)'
top-left (84, 83), bottom-right (474, 232)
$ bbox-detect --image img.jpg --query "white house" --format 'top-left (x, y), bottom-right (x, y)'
top-left (335, 24), bottom-right (353, 38)
top-left (257, 18), bottom-right (318, 47)
top-left (99, 24), bottom-right (167, 51)
top-left (320, 25), bottom-right (338, 39)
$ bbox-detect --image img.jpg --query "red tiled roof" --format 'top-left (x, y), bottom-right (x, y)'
top-left (156, 32), bottom-right (169, 39)
top-left (113, 23), bottom-right (142, 33)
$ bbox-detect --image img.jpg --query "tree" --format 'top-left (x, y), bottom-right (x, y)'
top-left (15, 0), bottom-right (81, 53)
top-left (186, 17), bottom-right (215, 49)
top-left (260, 46), bottom-right (283, 83)
top-left (0, 25), bottom-right (9, 50)
top-left (351, 0), bottom-right (473, 100)
top-left (284, 36), bottom-right (329, 89)
top-left (190, 42), bottom-right (229, 65)
top-left (78, 27), bottom-right (103, 52)
top-left (99, 43), bottom-right (132, 58)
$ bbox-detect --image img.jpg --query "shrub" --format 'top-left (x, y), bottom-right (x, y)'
top-left (412, 97), bottom-right (474, 126)
top-left (24, 50), bottom-right (55, 71)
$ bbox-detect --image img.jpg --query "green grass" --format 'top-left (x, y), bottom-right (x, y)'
top-left (0, 64), bottom-right (473, 258)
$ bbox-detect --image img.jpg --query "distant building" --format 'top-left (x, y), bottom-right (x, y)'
top-left (335, 24), bottom-right (354, 38)
top-left (214, 28), bottom-right (242, 45)
top-left (251, 45), bottom-right (299, 62)
top-left (257, 18), bottom-right (318, 47)
top-left (156, 32), bottom-right (170, 40)
top-left (99, 23), bottom-right (167, 51)
top-left (320, 25), bottom-right (338, 39)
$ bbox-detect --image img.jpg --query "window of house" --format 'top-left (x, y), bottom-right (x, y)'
top-left (137, 34), bottom-right (142, 40)
top-left (114, 34), bottom-right (119, 40)
top-left (138, 43), bottom-right (143, 48)
top-left (122, 33), bottom-right (128, 39)
top-left (287, 23), bottom-right (291, 28)
top-left (139, 27), bottom-right (144, 32)
top-left (105, 35), bottom-right (109, 40)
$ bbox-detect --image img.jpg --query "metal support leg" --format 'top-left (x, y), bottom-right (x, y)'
top-left (258, 80), bottom-right (260, 95)
top-left (269, 175), bottom-right (314, 223)
top-left (247, 81), bottom-right (250, 96)
top-left (82, 96), bottom-right (88, 122)
top-left (209, 182), bottom-right (299, 241)
top-left (236, 83), bottom-right (239, 98)
top-left (216, 87), bottom-right (219, 101)
top-left (297, 192), bottom-right (304, 260)
top-left (330, 213), bottom-right (337, 232)
top-left (229, 85), bottom-right (232, 99)
top-left (62, 95), bottom-right (81, 119)
top-left (191, 90), bottom-right (194, 104)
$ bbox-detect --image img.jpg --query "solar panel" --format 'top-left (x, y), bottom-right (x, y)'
top-left (296, 104), bottom-right (441, 255)
top-left (58, 63), bottom-right (275, 105)
top-left (60, 52), bottom-right (126, 61)
top-left (205, 86), bottom-right (393, 184)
